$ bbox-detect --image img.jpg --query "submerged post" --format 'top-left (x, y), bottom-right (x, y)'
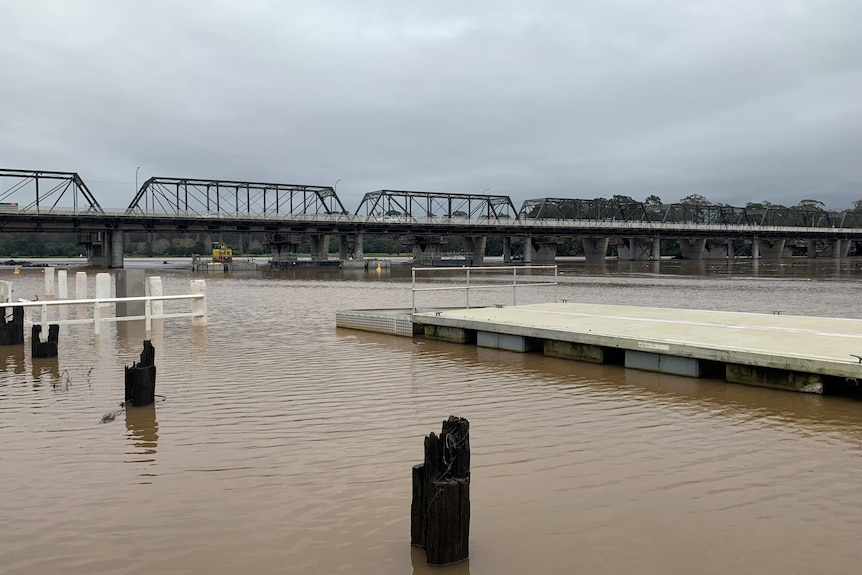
top-left (0, 281), bottom-right (24, 346)
top-left (125, 340), bottom-right (156, 406)
top-left (1, 307), bottom-right (25, 346)
top-left (411, 416), bottom-right (470, 565)
top-left (31, 324), bottom-right (59, 358)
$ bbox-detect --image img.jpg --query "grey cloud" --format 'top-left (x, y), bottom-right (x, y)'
top-left (1, 0), bottom-right (860, 211)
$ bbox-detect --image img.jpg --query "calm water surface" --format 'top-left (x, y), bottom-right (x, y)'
top-left (2, 258), bottom-right (862, 574)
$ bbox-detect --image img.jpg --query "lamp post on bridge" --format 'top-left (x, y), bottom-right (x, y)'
top-left (135, 166), bottom-right (141, 212)
top-left (334, 179), bottom-right (341, 192)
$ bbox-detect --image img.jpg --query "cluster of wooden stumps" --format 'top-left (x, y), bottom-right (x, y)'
top-left (125, 340), bottom-right (157, 406)
top-left (1, 305), bottom-right (59, 358)
top-left (411, 416), bottom-right (471, 566)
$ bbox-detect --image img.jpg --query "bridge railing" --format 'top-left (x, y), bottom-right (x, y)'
top-left (411, 265), bottom-right (558, 311)
top-left (5, 208), bottom-right (862, 234)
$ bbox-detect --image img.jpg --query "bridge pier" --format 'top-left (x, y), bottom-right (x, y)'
top-left (756, 238), bottom-right (789, 259)
top-left (266, 233), bottom-right (302, 266)
top-left (338, 232), bottom-right (364, 260)
top-left (678, 238), bottom-right (706, 260)
top-left (308, 234), bottom-right (330, 261)
top-left (580, 236), bottom-right (609, 262)
top-left (111, 229), bottom-right (125, 268)
top-left (339, 236), bottom-right (348, 260)
top-left (528, 237), bottom-right (557, 264)
top-left (411, 236), bottom-right (443, 266)
top-left (81, 230), bottom-right (124, 268)
top-left (806, 239), bottom-right (850, 258)
top-left (618, 237), bottom-right (657, 260)
top-left (463, 236), bottom-right (487, 266)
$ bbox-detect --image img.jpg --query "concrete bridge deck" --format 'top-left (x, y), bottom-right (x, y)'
top-left (337, 303), bottom-right (862, 394)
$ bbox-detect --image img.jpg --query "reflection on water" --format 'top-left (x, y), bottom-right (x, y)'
top-left (411, 546), bottom-right (470, 575)
top-left (0, 344), bottom-right (25, 374)
top-left (31, 356), bottom-right (60, 384)
top-left (125, 403), bottom-right (159, 466)
top-left (1, 259), bottom-right (862, 574)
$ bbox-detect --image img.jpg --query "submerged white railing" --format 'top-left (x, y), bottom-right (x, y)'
top-left (411, 265), bottom-right (558, 311)
top-left (4, 287), bottom-right (206, 336)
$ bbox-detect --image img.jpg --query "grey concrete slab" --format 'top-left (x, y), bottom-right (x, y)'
top-left (413, 303), bottom-right (862, 379)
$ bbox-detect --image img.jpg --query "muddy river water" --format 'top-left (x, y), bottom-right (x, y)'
top-left (2, 257), bottom-right (861, 574)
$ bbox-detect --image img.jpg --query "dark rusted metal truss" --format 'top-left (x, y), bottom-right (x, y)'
top-left (126, 177), bottom-right (346, 216)
top-left (0, 168), bottom-right (103, 214)
top-left (518, 197), bottom-right (860, 228)
top-left (355, 190), bottom-right (517, 220)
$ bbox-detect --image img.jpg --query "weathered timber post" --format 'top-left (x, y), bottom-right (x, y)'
top-left (1, 307), bottom-right (25, 346)
top-left (411, 416), bottom-right (470, 565)
top-left (31, 324), bottom-right (59, 358)
top-left (125, 340), bottom-right (156, 406)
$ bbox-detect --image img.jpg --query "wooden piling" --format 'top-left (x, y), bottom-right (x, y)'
top-left (1, 306), bottom-right (25, 346)
top-left (125, 340), bottom-right (156, 406)
top-left (31, 324), bottom-right (59, 357)
top-left (411, 416), bottom-right (470, 565)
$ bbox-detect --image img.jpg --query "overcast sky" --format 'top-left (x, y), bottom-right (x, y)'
top-left (1, 0), bottom-right (860, 211)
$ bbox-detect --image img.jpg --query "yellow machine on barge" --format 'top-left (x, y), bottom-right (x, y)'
top-left (211, 242), bottom-right (233, 263)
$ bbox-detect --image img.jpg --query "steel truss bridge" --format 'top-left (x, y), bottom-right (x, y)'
top-left (1, 168), bottom-right (861, 267)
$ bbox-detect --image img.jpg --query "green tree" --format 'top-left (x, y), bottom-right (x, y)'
top-left (791, 199), bottom-right (826, 211)
top-left (680, 194), bottom-right (710, 205)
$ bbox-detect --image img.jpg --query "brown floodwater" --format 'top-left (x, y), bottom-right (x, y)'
top-left (2, 257), bottom-right (862, 574)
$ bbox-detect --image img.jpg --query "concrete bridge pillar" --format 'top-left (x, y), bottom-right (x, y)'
top-left (354, 232), bottom-right (364, 260)
top-left (411, 236), bottom-right (443, 266)
top-left (82, 230), bottom-right (124, 268)
top-left (751, 238), bottom-right (760, 259)
top-left (806, 239), bottom-right (817, 258)
top-left (833, 239), bottom-right (849, 258)
top-left (678, 238), bottom-right (707, 260)
top-left (529, 237), bottom-right (557, 264)
top-left (308, 234), bottom-right (330, 261)
top-left (652, 237), bottom-right (661, 260)
top-left (463, 236), bottom-right (487, 266)
top-left (336, 233), bottom-right (364, 260)
top-left (523, 235), bottom-right (532, 264)
top-left (618, 237), bottom-right (654, 260)
top-left (266, 233), bottom-right (302, 265)
top-left (757, 238), bottom-right (788, 259)
top-left (701, 240), bottom-right (732, 259)
top-left (835, 240), bottom-right (850, 258)
top-left (617, 238), bottom-right (635, 260)
top-left (502, 237), bottom-right (512, 263)
top-left (580, 236), bottom-right (609, 262)
top-left (110, 229), bottom-right (125, 268)
top-left (726, 240), bottom-right (735, 259)
top-left (339, 235), bottom-right (349, 260)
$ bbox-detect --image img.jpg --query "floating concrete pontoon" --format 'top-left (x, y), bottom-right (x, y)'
top-left (413, 303), bottom-right (862, 394)
top-left (338, 302), bottom-right (862, 394)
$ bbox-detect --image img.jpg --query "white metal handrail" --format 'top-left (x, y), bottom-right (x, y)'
top-left (4, 293), bottom-right (206, 336)
top-left (411, 265), bottom-right (558, 311)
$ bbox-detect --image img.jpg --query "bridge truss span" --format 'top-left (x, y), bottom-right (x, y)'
top-left (518, 196), bottom-right (862, 228)
top-left (0, 168), bottom-right (104, 215)
top-left (127, 177), bottom-right (346, 218)
top-left (355, 189), bottom-right (518, 221)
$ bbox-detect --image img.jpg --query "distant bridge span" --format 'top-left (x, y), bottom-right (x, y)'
top-left (1, 168), bottom-right (861, 267)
